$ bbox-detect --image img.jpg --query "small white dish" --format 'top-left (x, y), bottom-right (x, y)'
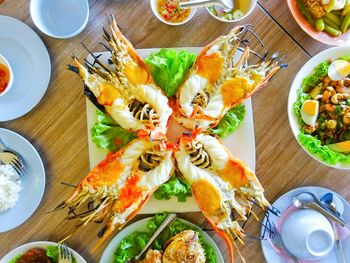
top-left (0, 15), bottom-right (51, 121)
top-left (281, 209), bottom-right (334, 260)
top-left (150, 0), bottom-right (196, 26)
top-left (0, 128), bottom-right (45, 232)
top-left (100, 216), bottom-right (224, 263)
top-left (0, 241), bottom-right (86, 263)
top-left (261, 186), bottom-right (350, 263)
top-left (0, 54), bottom-right (13, 98)
top-left (288, 46), bottom-right (350, 169)
top-left (30, 0), bottom-right (89, 39)
top-left (206, 0), bottom-right (257, 23)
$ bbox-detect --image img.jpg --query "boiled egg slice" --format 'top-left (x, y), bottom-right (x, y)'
top-left (327, 140), bottom-right (350, 153)
top-left (328, 60), bottom-right (350, 81)
top-left (301, 100), bottom-right (319, 126)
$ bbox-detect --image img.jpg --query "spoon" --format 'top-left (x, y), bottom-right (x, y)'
top-left (321, 193), bottom-right (346, 263)
top-left (179, 0), bottom-right (233, 10)
top-left (127, 214), bottom-right (177, 262)
top-left (292, 196), bottom-right (346, 227)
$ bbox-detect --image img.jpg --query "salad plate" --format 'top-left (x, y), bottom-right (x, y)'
top-left (0, 128), bottom-right (45, 232)
top-left (261, 186), bottom-right (350, 263)
top-left (0, 15), bottom-right (51, 121)
top-left (86, 46), bottom-right (255, 213)
top-left (100, 216), bottom-right (224, 263)
top-left (0, 241), bottom-right (86, 263)
top-left (288, 46), bottom-right (350, 169)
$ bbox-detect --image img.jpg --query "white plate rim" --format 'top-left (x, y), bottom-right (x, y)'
top-left (99, 216), bottom-right (225, 263)
top-left (261, 186), bottom-right (350, 263)
top-left (0, 15), bottom-right (51, 121)
top-left (0, 241), bottom-right (86, 263)
top-left (288, 46), bottom-right (350, 169)
top-left (0, 127), bottom-right (45, 232)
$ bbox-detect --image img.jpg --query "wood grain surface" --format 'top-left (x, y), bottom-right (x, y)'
top-left (0, 0), bottom-right (349, 262)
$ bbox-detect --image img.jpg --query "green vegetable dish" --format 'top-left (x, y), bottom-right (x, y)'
top-left (297, 0), bottom-right (350, 37)
top-left (91, 48), bottom-right (246, 200)
top-left (294, 56), bottom-right (350, 165)
top-left (9, 245), bottom-right (77, 263)
top-left (113, 213), bottom-right (217, 263)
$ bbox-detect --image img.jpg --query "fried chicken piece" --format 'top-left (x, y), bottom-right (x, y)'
top-left (139, 249), bottom-right (163, 263)
top-left (303, 0), bottom-right (326, 18)
top-left (163, 230), bottom-right (206, 263)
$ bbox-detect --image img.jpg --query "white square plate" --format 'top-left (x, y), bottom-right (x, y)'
top-left (85, 47), bottom-right (255, 213)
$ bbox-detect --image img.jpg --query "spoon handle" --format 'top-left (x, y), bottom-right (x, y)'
top-left (179, 0), bottom-right (218, 8)
top-left (309, 202), bottom-right (346, 227)
top-left (134, 214), bottom-right (177, 261)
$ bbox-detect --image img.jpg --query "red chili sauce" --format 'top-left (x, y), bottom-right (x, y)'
top-left (0, 63), bottom-right (10, 94)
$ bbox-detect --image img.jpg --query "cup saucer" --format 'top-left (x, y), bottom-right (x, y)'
top-left (261, 186), bottom-right (350, 263)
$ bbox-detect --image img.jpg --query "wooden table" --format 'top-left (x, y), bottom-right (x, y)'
top-left (0, 0), bottom-right (349, 262)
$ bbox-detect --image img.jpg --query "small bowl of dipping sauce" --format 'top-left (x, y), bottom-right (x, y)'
top-left (207, 0), bottom-right (257, 23)
top-left (0, 54), bottom-right (13, 97)
top-left (150, 0), bottom-right (196, 26)
top-left (30, 0), bottom-right (89, 39)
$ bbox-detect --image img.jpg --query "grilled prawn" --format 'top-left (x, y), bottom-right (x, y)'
top-left (69, 17), bottom-right (172, 139)
top-left (174, 25), bottom-right (285, 130)
top-left (175, 130), bottom-right (270, 262)
top-left (57, 138), bottom-right (174, 250)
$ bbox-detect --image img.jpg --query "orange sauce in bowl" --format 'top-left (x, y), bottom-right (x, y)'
top-left (0, 63), bottom-right (10, 94)
top-left (157, 0), bottom-right (191, 23)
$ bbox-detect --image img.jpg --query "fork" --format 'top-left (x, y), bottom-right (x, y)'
top-left (270, 221), bottom-right (301, 263)
top-left (0, 139), bottom-right (25, 176)
top-left (58, 243), bottom-right (73, 263)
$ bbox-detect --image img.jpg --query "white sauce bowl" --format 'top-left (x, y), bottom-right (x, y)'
top-left (30, 0), bottom-right (89, 39)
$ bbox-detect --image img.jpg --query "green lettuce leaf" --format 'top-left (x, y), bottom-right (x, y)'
top-left (91, 110), bottom-right (137, 151)
top-left (154, 174), bottom-right (192, 202)
top-left (113, 231), bottom-right (152, 263)
top-left (210, 104), bottom-right (246, 138)
top-left (298, 133), bottom-right (350, 165)
top-left (9, 255), bottom-right (21, 263)
top-left (113, 213), bottom-right (217, 263)
top-left (145, 48), bottom-right (196, 97)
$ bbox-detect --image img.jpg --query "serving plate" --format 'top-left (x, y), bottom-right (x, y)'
top-left (288, 46), bottom-right (350, 169)
top-left (0, 128), bottom-right (45, 232)
top-left (0, 16), bottom-right (51, 121)
top-left (287, 0), bottom-right (350, 46)
top-left (86, 47), bottom-right (256, 213)
top-left (100, 217), bottom-right (224, 263)
top-left (261, 186), bottom-right (350, 263)
top-left (0, 241), bottom-right (86, 263)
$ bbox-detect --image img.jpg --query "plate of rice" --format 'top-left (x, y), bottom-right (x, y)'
top-left (0, 128), bottom-right (45, 232)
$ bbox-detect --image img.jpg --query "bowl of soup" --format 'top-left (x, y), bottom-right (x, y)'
top-left (0, 54), bottom-right (13, 97)
top-left (207, 0), bottom-right (257, 23)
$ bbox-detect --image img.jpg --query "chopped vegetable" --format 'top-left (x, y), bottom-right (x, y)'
top-left (145, 48), bottom-right (196, 97)
top-left (316, 18), bottom-right (326, 31)
top-left (113, 213), bottom-right (217, 263)
top-left (10, 246), bottom-right (76, 263)
top-left (157, 0), bottom-right (191, 23)
top-left (210, 104), bottom-right (246, 138)
top-left (154, 174), bottom-right (192, 202)
top-left (91, 110), bottom-right (137, 152)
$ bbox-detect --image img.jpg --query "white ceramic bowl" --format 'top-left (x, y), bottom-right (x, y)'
top-left (0, 241), bottom-right (86, 262)
top-left (281, 209), bottom-right (334, 261)
top-left (0, 54), bottom-right (13, 97)
top-left (288, 46), bottom-right (350, 169)
top-left (150, 0), bottom-right (196, 26)
top-left (206, 0), bottom-right (257, 23)
top-left (30, 0), bottom-right (89, 39)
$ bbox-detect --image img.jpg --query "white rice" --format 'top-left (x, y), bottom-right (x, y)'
top-left (0, 164), bottom-right (21, 213)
